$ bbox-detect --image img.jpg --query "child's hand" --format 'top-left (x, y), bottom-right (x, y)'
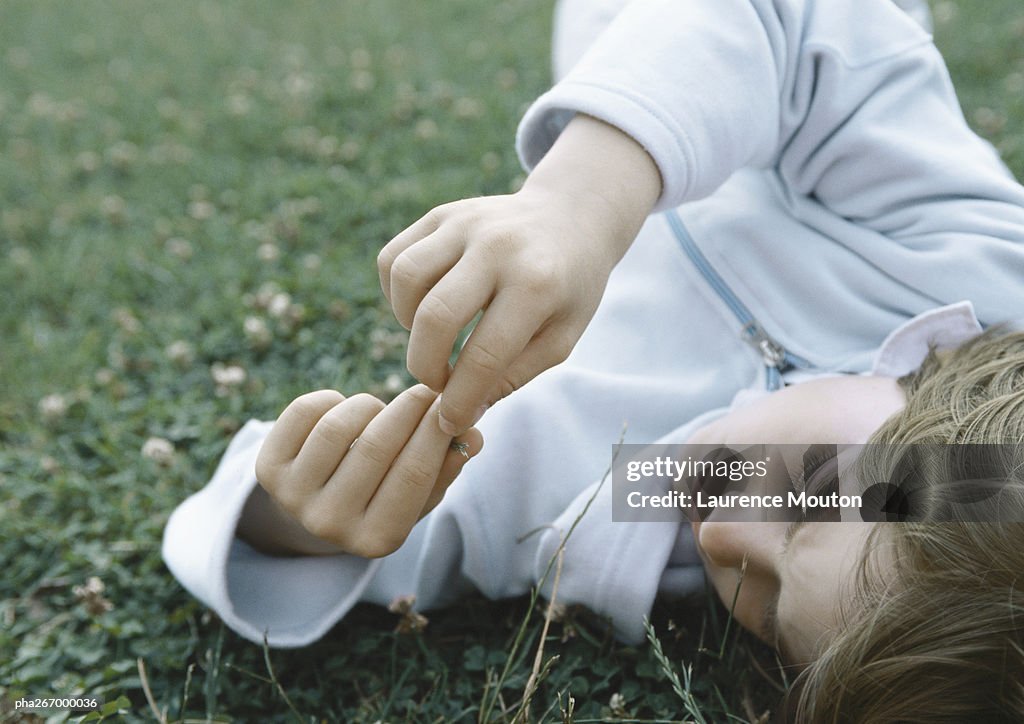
top-left (253, 385), bottom-right (482, 558)
top-left (378, 187), bottom-right (614, 435)
top-left (377, 115), bottom-right (661, 436)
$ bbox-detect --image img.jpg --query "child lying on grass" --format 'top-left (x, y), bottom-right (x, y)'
top-left (164, 0), bottom-right (1024, 719)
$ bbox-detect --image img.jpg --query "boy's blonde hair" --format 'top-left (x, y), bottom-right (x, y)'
top-left (788, 327), bottom-right (1024, 722)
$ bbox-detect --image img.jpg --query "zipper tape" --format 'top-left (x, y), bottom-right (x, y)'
top-left (663, 209), bottom-right (810, 390)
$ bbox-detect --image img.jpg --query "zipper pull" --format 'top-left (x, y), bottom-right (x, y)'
top-left (742, 321), bottom-right (787, 368)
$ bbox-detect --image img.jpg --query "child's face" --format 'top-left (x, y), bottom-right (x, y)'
top-left (685, 375), bottom-right (907, 664)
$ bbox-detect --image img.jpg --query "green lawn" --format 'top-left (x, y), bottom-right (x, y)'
top-left (2, 1), bottom-right (1022, 721)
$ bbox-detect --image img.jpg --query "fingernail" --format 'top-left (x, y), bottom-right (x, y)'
top-left (438, 413), bottom-right (459, 436)
top-left (439, 404), bottom-right (488, 436)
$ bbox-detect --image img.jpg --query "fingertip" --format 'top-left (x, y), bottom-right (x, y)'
top-left (438, 392), bottom-right (491, 437)
top-left (446, 428), bottom-right (482, 469)
top-left (395, 313), bottom-right (413, 331)
top-left (438, 412), bottom-right (460, 437)
top-left (460, 427), bottom-right (484, 457)
top-left (407, 354), bottom-right (450, 394)
top-left (345, 392), bottom-right (387, 415)
top-left (296, 388), bottom-right (346, 406)
top-left (398, 383), bottom-right (440, 408)
top-left (279, 389), bottom-right (347, 427)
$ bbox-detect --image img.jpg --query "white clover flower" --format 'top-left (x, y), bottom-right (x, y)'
top-left (284, 72), bottom-right (314, 98)
top-left (387, 594), bottom-right (428, 634)
top-left (316, 136), bottom-right (338, 160)
top-left (188, 200), bottom-right (215, 221)
top-left (283, 125), bottom-right (318, 153)
top-left (75, 150), bottom-right (101, 173)
top-left (430, 80), bottom-right (454, 103)
top-left (254, 281), bottom-right (282, 308)
top-left (165, 237), bottom-right (193, 261)
top-left (9, 246), bottom-right (32, 267)
top-left (38, 393), bottom-right (68, 422)
top-left (608, 693), bottom-right (627, 717)
top-left (267, 292), bottom-right (292, 319)
top-left (340, 139), bottom-right (361, 161)
top-left (100, 195), bottom-right (127, 224)
top-left (165, 340), bottom-right (195, 366)
top-left (414, 118), bottom-right (439, 140)
top-left (258, 242), bottom-right (280, 262)
top-left (243, 316), bottom-right (272, 348)
top-left (453, 97), bottom-right (483, 119)
top-left (141, 436), bottom-right (175, 465)
top-left (972, 107), bottom-right (1006, 135)
top-left (370, 327), bottom-right (409, 361)
top-left (496, 67), bottom-right (518, 90)
top-left (105, 140), bottom-right (138, 169)
top-left (384, 373), bottom-right (404, 394)
top-left (479, 152), bottom-right (500, 174)
top-left (350, 70), bottom-right (375, 93)
top-left (27, 91), bottom-right (55, 117)
top-left (112, 307), bottom-right (140, 334)
top-left (73, 576), bottom-right (113, 616)
top-left (211, 363), bottom-right (247, 395)
top-left (933, 1), bottom-right (957, 24)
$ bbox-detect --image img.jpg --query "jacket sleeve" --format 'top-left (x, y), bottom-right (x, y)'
top-left (161, 420), bottom-right (384, 647)
top-left (516, 0), bottom-right (1024, 324)
top-left (520, 0), bottom-right (1024, 215)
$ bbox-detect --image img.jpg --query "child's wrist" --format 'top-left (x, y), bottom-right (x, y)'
top-left (519, 114), bottom-right (661, 255)
top-left (237, 485), bottom-right (346, 557)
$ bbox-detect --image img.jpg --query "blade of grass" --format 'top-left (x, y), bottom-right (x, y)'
top-left (261, 633), bottom-right (308, 723)
top-left (137, 657), bottom-right (168, 724)
top-left (644, 617), bottom-right (708, 724)
top-left (479, 427), bottom-right (627, 722)
top-left (513, 547), bottom-right (565, 723)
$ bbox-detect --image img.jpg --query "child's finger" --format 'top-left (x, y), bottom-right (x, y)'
top-left (405, 258), bottom-right (496, 392)
top-left (388, 229), bottom-right (465, 330)
top-left (282, 394), bottom-right (386, 502)
top-left (320, 385), bottom-right (439, 506)
top-left (377, 209), bottom-right (444, 301)
top-left (420, 427), bottom-right (484, 518)
top-left (490, 324), bottom-right (577, 405)
top-left (362, 396), bottom-right (456, 542)
top-left (256, 390), bottom-right (346, 475)
top-left (436, 290), bottom-right (542, 435)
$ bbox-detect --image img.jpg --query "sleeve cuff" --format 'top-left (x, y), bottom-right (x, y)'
top-left (162, 419), bottom-right (383, 647)
top-left (515, 79), bottom-right (697, 212)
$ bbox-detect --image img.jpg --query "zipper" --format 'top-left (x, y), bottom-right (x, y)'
top-left (664, 209), bottom-right (811, 390)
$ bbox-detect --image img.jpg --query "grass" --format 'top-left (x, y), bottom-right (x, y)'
top-left (1, 0), bottom-right (1022, 721)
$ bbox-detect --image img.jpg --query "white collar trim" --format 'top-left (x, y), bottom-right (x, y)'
top-left (871, 301), bottom-right (983, 378)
